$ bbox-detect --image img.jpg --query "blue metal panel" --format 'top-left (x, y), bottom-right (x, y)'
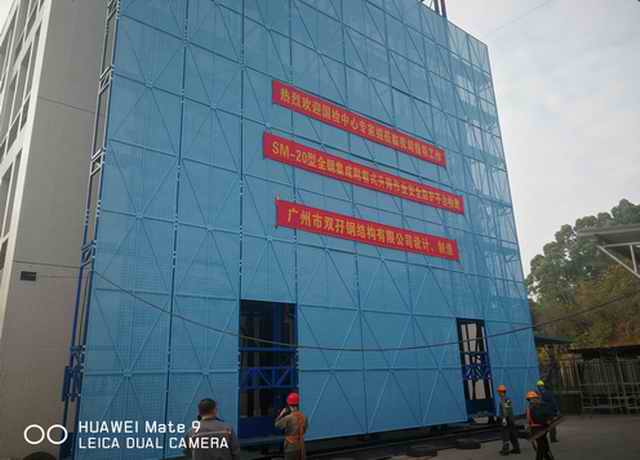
top-left (73, 0), bottom-right (539, 457)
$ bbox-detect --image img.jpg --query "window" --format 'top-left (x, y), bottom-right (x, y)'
top-left (27, 0), bottom-right (36, 16)
top-left (0, 240), bottom-right (7, 271)
top-left (15, 0), bottom-right (29, 41)
top-left (12, 33), bottom-right (23, 67)
top-left (457, 318), bottom-right (495, 416)
top-left (21, 97), bottom-right (29, 128)
top-left (101, 5), bottom-right (117, 74)
top-left (3, 153), bottom-right (21, 236)
top-left (26, 0), bottom-right (38, 35)
top-left (93, 86), bottom-right (110, 153)
top-left (26, 27), bottom-right (40, 98)
top-left (7, 118), bottom-right (19, 151)
top-left (13, 51), bottom-right (30, 120)
top-left (0, 167), bottom-right (12, 233)
top-left (85, 171), bottom-right (101, 244)
top-left (0, 31), bottom-right (9, 83)
top-left (2, 16), bottom-right (15, 70)
top-left (0, 76), bottom-right (17, 139)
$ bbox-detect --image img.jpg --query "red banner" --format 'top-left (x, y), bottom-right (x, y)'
top-left (276, 200), bottom-right (459, 261)
top-left (272, 80), bottom-right (446, 167)
top-left (264, 132), bottom-right (463, 214)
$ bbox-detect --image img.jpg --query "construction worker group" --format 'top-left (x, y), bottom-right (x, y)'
top-left (497, 380), bottom-right (560, 458)
top-left (182, 382), bottom-right (555, 459)
top-left (182, 392), bottom-right (307, 460)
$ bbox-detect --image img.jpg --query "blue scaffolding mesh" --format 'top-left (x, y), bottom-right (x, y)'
top-left (74, 1), bottom-right (539, 458)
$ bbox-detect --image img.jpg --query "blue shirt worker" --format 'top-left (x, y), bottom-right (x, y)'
top-left (497, 384), bottom-right (521, 456)
top-left (184, 399), bottom-right (240, 460)
top-left (527, 391), bottom-right (556, 460)
top-left (537, 379), bottom-right (559, 442)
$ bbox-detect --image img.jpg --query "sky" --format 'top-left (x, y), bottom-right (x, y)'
top-left (0, 0), bottom-right (638, 274)
top-left (0, 3), bottom-right (9, 31)
top-left (447, 0), bottom-right (640, 273)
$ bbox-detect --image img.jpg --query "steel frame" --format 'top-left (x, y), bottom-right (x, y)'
top-left (597, 242), bottom-right (640, 280)
top-left (66, 0), bottom-right (538, 455)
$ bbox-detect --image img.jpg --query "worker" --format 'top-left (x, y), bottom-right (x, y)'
top-left (497, 384), bottom-right (521, 455)
top-left (184, 398), bottom-right (240, 460)
top-left (275, 392), bottom-right (308, 460)
top-left (537, 379), bottom-right (559, 442)
top-left (526, 391), bottom-right (555, 460)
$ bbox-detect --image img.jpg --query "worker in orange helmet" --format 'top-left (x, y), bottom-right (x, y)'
top-left (537, 379), bottom-right (559, 442)
top-left (497, 384), bottom-right (520, 455)
top-left (526, 391), bottom-right (556, 460)
top-left (275, 392), bottom-right (309, 460)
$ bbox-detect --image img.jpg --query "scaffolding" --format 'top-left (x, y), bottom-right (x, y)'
top-left (577, 224), bottom-right (640, 281)
top-left (550, 351), bottom-right (640, 414)
top-left (558, 225), bottom-right (640, 413)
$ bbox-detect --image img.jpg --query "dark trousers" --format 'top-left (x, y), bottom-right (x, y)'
top-left (535, 433), bottom-right (555, 460)
top-left (549, 425), bottom-right (558, 442)
top-left (283, 445), bottom-right (306, 460)
top-left (501, 421), bottom-right (520, 451)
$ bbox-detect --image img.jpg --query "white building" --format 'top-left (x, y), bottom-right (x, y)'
top-left (0, 0), bottom-right (104, 457)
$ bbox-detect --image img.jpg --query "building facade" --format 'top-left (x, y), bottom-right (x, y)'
top-left (0, 0), bottom-right (105, 458)
top-left (70, 0), bottom-right (538, 458)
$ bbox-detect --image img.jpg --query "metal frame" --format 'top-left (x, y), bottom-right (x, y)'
top-left (238, 300), bottom-right (298, 439)
top-left (578, 225), bottom-right (640, 280)
top-left (456, 318), bottom-right (494, 416)
top-left (597, 242), bottom-right (640, 280)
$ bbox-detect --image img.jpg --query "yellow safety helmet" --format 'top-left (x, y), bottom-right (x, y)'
top-left (536, 379), bottom-right (545, 387)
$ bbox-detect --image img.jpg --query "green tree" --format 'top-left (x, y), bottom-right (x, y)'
top-left (527, 199), bottom-right (640, 346)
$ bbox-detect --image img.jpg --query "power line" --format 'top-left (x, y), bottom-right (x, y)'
top-left (93, 271), bottom-right (639, 353)
top-left (484, 0), bottom-right (555, 38)
top-left (13, 258), bottom-right (640, 352)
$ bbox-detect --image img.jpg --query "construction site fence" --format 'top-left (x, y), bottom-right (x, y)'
top-left (540, 356), bottom-right (640, 414)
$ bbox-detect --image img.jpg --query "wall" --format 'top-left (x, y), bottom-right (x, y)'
top-left (0, 0), bottom-right (104, 457)
top-left (77, 1), bottom-right (538, 458)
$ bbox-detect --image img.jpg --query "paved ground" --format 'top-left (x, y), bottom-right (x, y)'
top-left (436, 415), bottom-right (640, 459)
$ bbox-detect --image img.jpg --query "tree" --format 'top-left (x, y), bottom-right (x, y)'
top-left (526, 199), bottom-right (640, 347)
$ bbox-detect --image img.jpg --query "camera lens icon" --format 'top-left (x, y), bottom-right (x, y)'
top-left (24, 424), bottom-right (69, 446)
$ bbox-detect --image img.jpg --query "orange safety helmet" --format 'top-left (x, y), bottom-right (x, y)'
top-left (287, 392), bottom-right (300, 406)
top-left (526, 391), bottom-right (539, 400)
top-left (497, 384), bottom-right (507, 393)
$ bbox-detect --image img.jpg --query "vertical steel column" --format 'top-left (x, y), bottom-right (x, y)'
top-left (440, 0), bottom-right (448, 18)
top-left (62, 1), bottom-right (119, 458)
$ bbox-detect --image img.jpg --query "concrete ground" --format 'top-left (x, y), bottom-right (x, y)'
top-left (435, 415), bottom-right (640, 459)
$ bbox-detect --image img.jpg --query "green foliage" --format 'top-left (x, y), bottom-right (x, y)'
top-left (527, 199), bottom-right (640, 347)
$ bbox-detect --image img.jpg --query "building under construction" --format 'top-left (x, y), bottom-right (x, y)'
top-left (63, 0), bottom-right (539, 458)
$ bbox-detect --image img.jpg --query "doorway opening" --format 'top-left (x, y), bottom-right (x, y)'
top-left (457, 318), bottom-right (495, 416)
top-left (238, 300), bottom-right (298, 439)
